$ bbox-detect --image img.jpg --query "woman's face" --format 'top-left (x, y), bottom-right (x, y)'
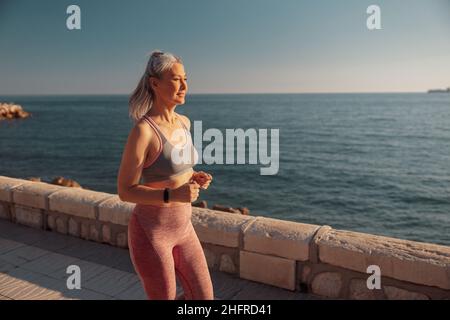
top-left (150, 62), bottom-right (188, 106)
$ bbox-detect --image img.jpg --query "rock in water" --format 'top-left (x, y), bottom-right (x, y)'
top-left (50, 176), bottom-right (82, 188)
top-left (0, 103), bottom-right (31, 120)
top-left (237, 207), bottom-right (250, 215)
top-left (212, 204), bottom-right (241, 214)
top-left (192, 200), bottom-right (208, 208)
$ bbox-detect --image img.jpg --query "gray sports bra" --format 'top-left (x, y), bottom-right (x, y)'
top-left (140, 114), bottom-right (198, 183)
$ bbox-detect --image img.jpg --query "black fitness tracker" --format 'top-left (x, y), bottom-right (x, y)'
top-left (163, 188), bottom-right (170, 203)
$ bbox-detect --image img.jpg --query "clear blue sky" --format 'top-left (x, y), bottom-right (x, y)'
top-left (0, 0), bottom-right (449, 94)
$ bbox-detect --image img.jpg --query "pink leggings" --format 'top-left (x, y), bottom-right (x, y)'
top-left (128, 202), bottom-right (214, 300)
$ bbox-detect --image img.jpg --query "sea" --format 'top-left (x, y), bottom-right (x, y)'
top-left (1, 93), bottom-right (449, 245)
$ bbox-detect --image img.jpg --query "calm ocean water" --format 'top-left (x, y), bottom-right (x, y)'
top-left (1, 93), bottom-right (449, 245)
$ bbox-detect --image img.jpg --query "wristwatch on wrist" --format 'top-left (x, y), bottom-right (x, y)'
top-left (163, 188), bottom-right (170, 203)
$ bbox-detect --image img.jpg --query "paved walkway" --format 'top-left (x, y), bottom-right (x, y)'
top-left (0, 220), bottom-right (320, 300)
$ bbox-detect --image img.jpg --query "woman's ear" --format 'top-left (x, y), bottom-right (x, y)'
top-left (149, 77), bottom-right (158, 91)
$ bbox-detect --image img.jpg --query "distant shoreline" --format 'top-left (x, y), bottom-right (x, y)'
top-left (0, 91), bottom-right (446, 98)
top-left (428, 87), bottom-right (450, 94)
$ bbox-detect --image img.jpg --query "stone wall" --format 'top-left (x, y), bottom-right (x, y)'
top-left (0, 175), bottom-right (449, 300)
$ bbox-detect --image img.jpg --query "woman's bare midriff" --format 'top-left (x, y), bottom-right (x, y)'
top-left (141, 167), bottom-right (194, 207)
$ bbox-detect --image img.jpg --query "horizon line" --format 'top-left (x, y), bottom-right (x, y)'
top-left (0, 90), bottom-right (439, 97)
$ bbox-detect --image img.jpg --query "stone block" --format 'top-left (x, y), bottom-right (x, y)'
top-left (98, 195), bottom-right (133, 226)
top-left (191, 207), bottom-right (255, 247)
top-left (48, 188), bottom-right (114, 219)
top-left (13, 204), bottom-right (43, 229)
top-left (384, 286), bottom-right (429, 300)
top-left (243, 217), bottom-right (320, 261)
top-left (311, 272), bottom-right (342, 298)
top-left (12, 181), bottom-right (65, 210)
top-left (0, 176), bottom-right (29, 202)
top-left (317, 229), bottom-right (450, 290)
top-left (240, 251), bottom-right (296, 290)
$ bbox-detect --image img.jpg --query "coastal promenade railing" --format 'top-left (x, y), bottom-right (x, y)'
top-left (0, 175), bottom-right (449, 299)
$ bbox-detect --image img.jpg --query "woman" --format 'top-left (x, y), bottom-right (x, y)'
top-left (117, 50), bottom-right (214, 300)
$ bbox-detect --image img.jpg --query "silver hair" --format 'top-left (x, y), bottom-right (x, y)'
top-left (128, 50), bottom-right (183, 124)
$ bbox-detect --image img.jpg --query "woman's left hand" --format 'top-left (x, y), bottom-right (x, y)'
top-left (189, 171), bottom-right (213, 190)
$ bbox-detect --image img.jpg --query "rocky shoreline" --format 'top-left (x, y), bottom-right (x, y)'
top-left (0, 103), bottom-right (31, 120)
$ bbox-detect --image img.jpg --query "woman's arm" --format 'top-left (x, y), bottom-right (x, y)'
top-left (117, 122), bottom-right (167, 205)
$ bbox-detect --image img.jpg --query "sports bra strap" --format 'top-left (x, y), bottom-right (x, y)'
top-left (176, 115), bottom-right (189, 132)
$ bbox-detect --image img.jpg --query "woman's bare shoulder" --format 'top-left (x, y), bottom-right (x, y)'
top-left (136, 117), bottom-right (152, 132)
top-left (128, 118), bottom-right (161, 158)
top-left (130, 118), bottom-right (156, 142)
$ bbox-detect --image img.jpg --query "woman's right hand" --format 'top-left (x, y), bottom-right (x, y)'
top-left (171, 181), bottom-right (200, 203)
